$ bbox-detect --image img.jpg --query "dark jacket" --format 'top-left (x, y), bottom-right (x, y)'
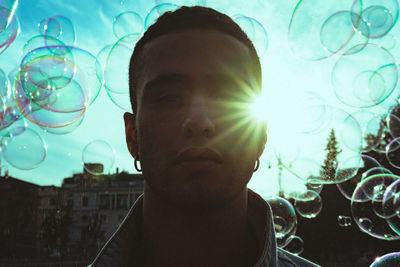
top-left (90, 189), bottom-right (320, 267)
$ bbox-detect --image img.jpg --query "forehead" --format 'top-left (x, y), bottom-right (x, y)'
top-left (137, 29), bottom-right (255, 95)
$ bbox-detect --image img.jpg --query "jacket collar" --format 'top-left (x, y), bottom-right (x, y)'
top-left (91, 189), bottom-right (280, 266)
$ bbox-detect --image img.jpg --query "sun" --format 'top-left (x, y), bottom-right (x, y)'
top-left (249, 93), bottom-right (268, 123)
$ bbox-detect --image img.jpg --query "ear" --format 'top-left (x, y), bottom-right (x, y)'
top-left (123, 112), bottom-right (138, 158)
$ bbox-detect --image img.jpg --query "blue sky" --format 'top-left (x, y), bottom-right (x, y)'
top-left (0, 0), bottom-right (399, 197)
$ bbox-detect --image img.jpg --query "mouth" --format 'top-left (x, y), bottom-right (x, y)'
top-left (175, 147), bottom-right (223, 165)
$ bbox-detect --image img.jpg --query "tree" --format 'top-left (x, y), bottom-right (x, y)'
top-left (77, 213), bottom-right (105, 259)
top-left (320, 129), bottom-right (342, 182)
top-left (39, 205), bottom-right (72, 258)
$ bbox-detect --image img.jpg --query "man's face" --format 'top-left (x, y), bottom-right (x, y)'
top-left (125, 29), bottom-right (265, 211)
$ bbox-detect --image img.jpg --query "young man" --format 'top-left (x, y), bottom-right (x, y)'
top-left (91, 6), bottom-right (320, 267)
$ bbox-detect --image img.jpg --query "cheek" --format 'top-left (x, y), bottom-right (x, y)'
top-left (136, 117), bottom-right (178, 158)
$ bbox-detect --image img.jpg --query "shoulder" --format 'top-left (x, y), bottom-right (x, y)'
top-left (277, 248), bottom-right (321, 267)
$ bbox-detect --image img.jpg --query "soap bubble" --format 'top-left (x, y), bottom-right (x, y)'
top-left (1, 127), bottom-right (46, 170)
top-left (351, 174), bottom-right (400, 240)
top-left (288, 0), bottom-right (363, 61)
top-left (144, 3), bottom-right (179, 30)
top-left (386, 137), bottom-right (400, 168)
top-left (0, 6), bottom-right (19, 55)
top-left (387, 111), bottom-right (400, 139)
top-left (348, 110), bottom-right (378, 152)
top-left (16, 46), bottom-right (101, 128)
top-left (113, 11), bottom-right (143, 40)
top-left (351, 0), bottom-right (399, 39)
top-left (320, 11), bottom-right (369, 56)
top-left (233, 16), bottom-right (268, 58)
top-left (338, 215), bottom-right (352, 227)
top-left (282, 235), bottom-right (304, 255)
top-left (264, 196), bottom-right (297, 247)
top-left (370, 252), bottom-right (400, 267)
top-left (332, 44), bottom-right (398, 108)
top-left (82, 139), bottom-right (115, 175)
top-left (294, 190), bottom-right (322, 218)
top-left (383, 179), bottom-right (400, 235)
top-left (0, 0), bottom-right (18, 32)
top-left (104, 34), bottom-right (141, 94)
top-left (40, 15), bottom-right (76, 46)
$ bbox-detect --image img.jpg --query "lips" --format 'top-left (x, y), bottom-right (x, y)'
top-left (175, 147), bottom-right (223, 164)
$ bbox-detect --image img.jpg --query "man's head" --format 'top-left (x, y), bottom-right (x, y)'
top-left (124, 6), bottom-right (267, 211)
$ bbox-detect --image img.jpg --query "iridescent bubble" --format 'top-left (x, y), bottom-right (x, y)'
top-left (336, 155), bottom-right (381, 200)
top-left (294, 190), bottom-right (322, 218)
top-left (22, 35), bottom-right (66, 57)
top-left (233, 16), bottom-right (268, 58)
top-left (82, 140), bottom-right (115, 175)
top-left (332, 44), bottom-right (398, 108)
top-left (0, 127), bottom-right (46, 170)
top-left (95, 44), bottom-right (131, 112)
top-left (386, 137), bottom-right (400, 168)
top-left (0, 6), bottom-right (19, 55)
top-left (320, 11), bottom-right (369, 56)
top-left (338, 215), bottom-right (352, 227)
top-left (38, 17), bottom-right (49, 35)
top-left (144, 3), bottom-right (179, 30)
top-left (306, 182), bottom-right (324, 195)
top-left (336, 154), bottom-right (376, 184)
top-left (282, 235), bottom-right (304, 255)
top-left (42, 15), bottom-right (76, 46)
top-left (104, 34), bottom-right (140, 94)
top-left (383, 179), bottom-right (400, 234)
top-left (387, 109), bottom-right (400, 139)
top-left (0, 77), bottom-right (23, 130)
top-left (40, 113), bottom-right (85, 135)
top-left (352, 0), bottom-right (399, 39)
top-left (0, 0), bottom-right (18, 32)
top-left (370, 252), bottom-right (400, 267)
top-left (264, 196), bottom-right (297, 247)
top-left (288, 0), bottom-right (362, 61)
top-left (351, 174), bottom-right (400, 240)
top-left (364, 167), bottom-right (393, 178)
top-left (365, 114), bottom-right (391, 153)
top-left (0, 117), bottom-right (27, 138)
top-left (348, 110), bottom-right (377, 152)
top-left (19, 46), bottom-right (101, 120)
top-left (113, 11), bottom-right (143, 40)
top-left (0, 67), bottom-right (8, 112)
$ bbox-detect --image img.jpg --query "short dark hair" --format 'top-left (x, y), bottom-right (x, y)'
top-left (128, 5), bottom-right (262, 113)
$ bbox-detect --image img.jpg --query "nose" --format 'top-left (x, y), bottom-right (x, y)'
top-left (182, 95), bottom-right (216, 137)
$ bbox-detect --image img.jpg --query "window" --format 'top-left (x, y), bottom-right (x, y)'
top-left (49, 198), bottom-right (56, 206)
top-left (67, 199), bottom-right (74, 208)
top-left (99, 195), bottom-right (110, 210)
top-left (117, 194), bottom-right (128, 209)
top-left (82, 195), bottom-right (88, 207)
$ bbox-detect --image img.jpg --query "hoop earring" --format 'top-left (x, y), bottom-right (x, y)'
top-left (134, 157), bottom-right (142, 172)
top-left (253, 159), bottom-right (260, 172)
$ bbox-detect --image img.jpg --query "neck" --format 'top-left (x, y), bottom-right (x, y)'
top-left (141, 185), bottom-right (259, 267)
